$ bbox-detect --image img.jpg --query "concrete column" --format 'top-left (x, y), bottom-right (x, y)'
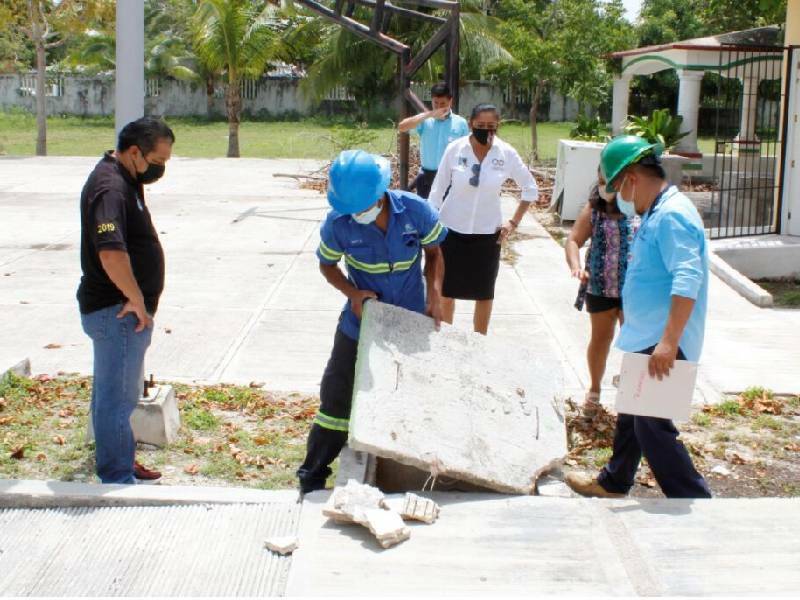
top-left (115, 0), bottom-right (145, 135)
top-left (674, 69), bottom-right (704, 156)
top-left (734, 76), bottom-right (761, 155)
top-left (611, 75), bottom-right (632, 135)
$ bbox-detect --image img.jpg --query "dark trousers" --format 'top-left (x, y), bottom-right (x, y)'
top-left (297, 328), bottom-right (359, 493)
top-left (597, 346), bottom-right (712, 499)
top-left (410, 168), bottom-right (437, 199)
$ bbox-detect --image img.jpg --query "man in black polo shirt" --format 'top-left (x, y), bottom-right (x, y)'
top-left (77, 117), bottom-right (174, 484)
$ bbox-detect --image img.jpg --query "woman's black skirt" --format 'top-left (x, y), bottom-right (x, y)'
top-left (441, 229), bottom-right (501, 300)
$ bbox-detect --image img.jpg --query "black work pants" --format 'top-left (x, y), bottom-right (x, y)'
top-left (296, 328), bottom-right (358, 493)
top-left (597, 346), bottom-right (712, 499)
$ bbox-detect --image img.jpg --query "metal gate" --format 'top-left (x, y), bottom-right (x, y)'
top-left (708, 43), bottom-right (786, 239)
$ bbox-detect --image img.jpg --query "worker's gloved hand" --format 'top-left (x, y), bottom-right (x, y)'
top-left (350, 290), bottom-right (378, 320)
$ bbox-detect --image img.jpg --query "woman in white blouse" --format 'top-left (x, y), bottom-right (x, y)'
top-left (428, 103), bottom-right (540, 334)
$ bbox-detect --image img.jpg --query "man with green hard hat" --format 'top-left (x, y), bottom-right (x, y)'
top-left (565, 135), bottom-right (712, 499)
top-left (296, 149), bottom-right (448, 495)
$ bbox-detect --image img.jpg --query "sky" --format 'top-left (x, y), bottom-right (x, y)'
top-left (621, 0), bottom-right (643, 22)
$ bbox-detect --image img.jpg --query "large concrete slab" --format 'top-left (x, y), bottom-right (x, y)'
top-left (349, 302), bottom-right (567, 494)
top-left (289, 492), bottom-right (800, 596)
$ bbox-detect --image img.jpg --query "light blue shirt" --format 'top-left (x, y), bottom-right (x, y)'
top-left (616, 186), bottom-right (708, 362)
top-left (414, 113), bottom-right (470, 171)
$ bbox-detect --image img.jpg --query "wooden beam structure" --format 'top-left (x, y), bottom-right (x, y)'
top-left (293, 0), bottom-right (460, 189)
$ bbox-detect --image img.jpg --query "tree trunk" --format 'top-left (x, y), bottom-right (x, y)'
top-left (529, 82), bottom-right (543, 164)
top-left (34, 39), bottom-right (47, 156)
top-left (226, 78), bottom-right (241, 158)
top-left (206, 76), bottom-right (215, 119)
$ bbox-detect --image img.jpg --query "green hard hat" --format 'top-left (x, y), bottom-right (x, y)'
top-left (600, 135), bottom-right (664, 192)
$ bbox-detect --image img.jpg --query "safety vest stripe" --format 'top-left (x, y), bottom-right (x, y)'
top-left (421, 222), bottom-right (443, 245)
top-left (345, 254), bottom-right (391, 273)
top-left (314, 411), bottom-right (349, 432)
top-left (391, 253), bottom-right (419, 271)
top-left (319, 241), bottom-right (344, 261)
top-left (345, 252), bottom-right (419, 274)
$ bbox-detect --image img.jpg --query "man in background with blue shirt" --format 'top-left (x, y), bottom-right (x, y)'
top-left (296, 150), bottom-right (447, 494)
top-left (566, 136), bottom-right (712, 499)
top-left (399, 82), bottom-right (470, 199)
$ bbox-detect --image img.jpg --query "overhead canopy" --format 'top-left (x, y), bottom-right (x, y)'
top-left (612, 25), bottom-right (784, 78)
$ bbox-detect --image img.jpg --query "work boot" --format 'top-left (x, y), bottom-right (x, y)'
top-left (134, 460), bottom-right (162, 481)
top-left (564, 472), bottom-right (625, 498)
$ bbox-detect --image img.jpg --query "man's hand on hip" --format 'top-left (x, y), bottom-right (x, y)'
top-left (118, 299), bottom-right (153, 333)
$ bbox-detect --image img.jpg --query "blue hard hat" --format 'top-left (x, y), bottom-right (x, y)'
top-left (327, 149), bottom-right (391, 214)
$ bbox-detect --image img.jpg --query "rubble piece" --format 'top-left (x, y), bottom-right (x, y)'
top-left (399, 493), bottom-right (440, 524)
top-left (322, 479), bottom-right (387, 524)
top-left (263, 536), bottom-right (298, 555)
top-left (350, 302), bottom-right (568, 494)
top-left (362, 508), bottom-right (411, 549)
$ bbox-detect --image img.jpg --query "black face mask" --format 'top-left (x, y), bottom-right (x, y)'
top-left (472, 128), bottom-right (493, 146)
top-left (136, 160), bottom-right (166, 184)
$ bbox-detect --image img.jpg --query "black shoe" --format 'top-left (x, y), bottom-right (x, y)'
top-left (298, 478), bottom-right (327, 495)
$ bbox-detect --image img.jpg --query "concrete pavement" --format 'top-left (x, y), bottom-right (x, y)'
top-left (2, 156), bottom-right (800, 596)
top-left (288, 492), bottom-right (800, 596)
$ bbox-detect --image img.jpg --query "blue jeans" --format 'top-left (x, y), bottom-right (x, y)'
top-left (81, 304), bottom-right (153, 484)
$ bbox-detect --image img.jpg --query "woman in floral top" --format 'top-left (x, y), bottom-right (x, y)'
top-left (565, 167), bottom-right (634, 407)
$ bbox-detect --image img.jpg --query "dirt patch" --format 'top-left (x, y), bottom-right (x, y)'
top-left (563, 389), bottom-right (800, 498)
top-left (0, 372), bottom-right (320, 489)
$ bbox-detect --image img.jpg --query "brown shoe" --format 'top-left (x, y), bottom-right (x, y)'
top-left (564, 472), bottom-right (625, 498)
top-left (134, 461), bottom-right (162, 481)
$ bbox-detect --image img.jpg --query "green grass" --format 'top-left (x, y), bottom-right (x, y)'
top-left (692, 412), bottom-right (712, 427)
top-left (741, 386), bottom-right (774, 402)
top-left (0, 110), bottom-right (720, 162)
top-left (183, 407), bottom-right (220, 431)
top-left (714, 399), bottom-right (745, 417)
top-left (752, 414), bottom-right (785, 432)
top-left (756, 280), bottom-right (800, 308)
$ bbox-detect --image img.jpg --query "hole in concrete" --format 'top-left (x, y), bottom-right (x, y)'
top-left (373, 457), bottom-right (496, 494)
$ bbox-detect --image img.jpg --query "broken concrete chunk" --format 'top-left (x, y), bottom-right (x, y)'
top-left (350, 302), bottom-right (568, 494)
top-left (362, 508), bottom-right (411, 549)
top-left (400, 493), bottom-right (440, 524)
top-left (322, 481), bottom-right (412, 549)
top-left (322, 479), bottom-right (387, 524)
top-left (264, 536), bottom-right (298, 555)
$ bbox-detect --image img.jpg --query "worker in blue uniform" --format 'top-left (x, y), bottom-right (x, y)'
top-left (297, 149), bottom-right (448, 494)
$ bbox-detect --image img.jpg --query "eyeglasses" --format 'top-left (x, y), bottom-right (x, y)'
top-left (469, 163), bottom-right (481, 187)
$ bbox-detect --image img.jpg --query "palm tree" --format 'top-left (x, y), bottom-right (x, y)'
top-left (193, 0), bottom-right (282, 157)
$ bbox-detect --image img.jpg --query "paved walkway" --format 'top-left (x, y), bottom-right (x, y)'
top-left (3, 480), bottom-right (799, 596)
top-left (2, 155), bottom-right (798, 397)
top-left (2, 156), bottom-right (800, 596)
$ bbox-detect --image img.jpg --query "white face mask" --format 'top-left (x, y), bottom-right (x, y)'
top-left (616, 176), bottom-right (637, 218)
top-left (352, 200), bottom-right (382, 225)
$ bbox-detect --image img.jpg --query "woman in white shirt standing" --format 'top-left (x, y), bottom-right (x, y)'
top-left (428, 103), bottom-right (539, 334)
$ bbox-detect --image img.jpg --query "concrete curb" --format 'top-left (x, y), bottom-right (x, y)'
top-left (1, 358), bottom-right (31, 379)
top-left (0, 478), bottom-right (299, 508)
top-left (709, 252), bottom-right (773, 307)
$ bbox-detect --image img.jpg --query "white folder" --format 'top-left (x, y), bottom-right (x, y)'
top-left (614, 352), bottom-right (698, 422)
